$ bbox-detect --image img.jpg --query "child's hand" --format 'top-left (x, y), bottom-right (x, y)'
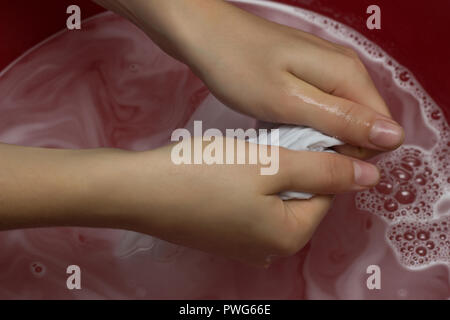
top-left (94, 0), bottom-right (405, 159)
top-left (98, 138), bottom-right (380, 266)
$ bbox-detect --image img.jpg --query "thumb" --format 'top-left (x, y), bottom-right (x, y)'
top-left (268, 148), bottom-right (380, 195)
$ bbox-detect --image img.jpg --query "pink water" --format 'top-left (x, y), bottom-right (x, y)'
top-left (0, 1), bottom-right (448, 299)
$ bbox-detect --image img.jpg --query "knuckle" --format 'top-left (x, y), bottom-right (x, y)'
top-left (338, 102), bottom-right (361, 133)
top-left (339, 45), bottom-right (359, 58)
top-left (335, 51), bottom-right (370, 88)
top-left (341, 101), bottom-right (360, 119)
top-left (320, 154), bottom-right (341, 188)
top-left (278, 148), bottom-right (296, 185)
top-left (258, 81), bottom-right (291, 123)
top-left (346, 55), bottom-right (366, 73)
top-left (336, 46), bottom-right (366, 73)
top-left (319, 154), bottom-right (350, 191)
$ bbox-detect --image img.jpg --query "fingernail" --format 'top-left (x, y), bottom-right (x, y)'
top-left (353, 160), bottom-right (380, 188)
top-left (369, 119), bottom-right (404, 149)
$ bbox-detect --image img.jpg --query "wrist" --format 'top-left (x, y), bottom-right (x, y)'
top-left (43, 147), bottom-right (136, 230)
top-left (0, 145), bottom-right (134, 231)
top-left (113, 0), bottom-right (226, 67)
top-left (79, 148), bottom-right (142, 230)
top-left (87, 148), bottom-right (170, 234)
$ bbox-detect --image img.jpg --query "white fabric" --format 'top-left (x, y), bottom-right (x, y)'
top-left (248, 125), bottom-right (343, 200)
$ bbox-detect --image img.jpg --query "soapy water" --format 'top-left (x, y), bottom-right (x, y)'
top-left (0, 0), bottom-right (448, 299)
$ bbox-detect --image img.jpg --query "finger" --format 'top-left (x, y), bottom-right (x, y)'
top-left (331, 55), bottom-right (392, 118)
top-left (306, 46), bottom-right (394, 160)
top-left (278, 74), bottom-right (405, 151)
top-left (268, 149), bottom-right (380, 195)
top-left (287, 41), bottom-right (392, 118)
top-left (260, 195), bottom-right (334, 261)
top-left (284, 42), bottom-right (399, 158)
top-left (283, 195), bottom-right (333, 247)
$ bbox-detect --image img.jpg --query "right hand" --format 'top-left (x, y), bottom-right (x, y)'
top-left (93, 0), bottom-right (405, 159)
